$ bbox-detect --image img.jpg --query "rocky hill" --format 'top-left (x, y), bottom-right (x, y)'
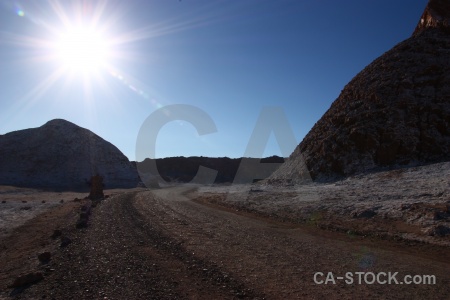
top-left (0, 119), bottom-right (140, 190)
top-left (136, 156), bottom-right (284, 184)
top-left (271, 0), bottom-right (450, 182)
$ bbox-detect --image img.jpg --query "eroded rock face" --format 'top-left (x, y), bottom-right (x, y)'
top-left (88, 175), bottom-right (105, 200)
top-left (413, 0), bottom-right (450, 36)
top-left (0, 119), bottom-right (139, 189)
top-left (271, 1), bottom-right (450, 182)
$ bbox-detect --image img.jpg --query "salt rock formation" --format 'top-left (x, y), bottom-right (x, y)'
top-left (0, 119), bottom-right (139, 189)
top-left (271, 0), bottom-right (450, 182)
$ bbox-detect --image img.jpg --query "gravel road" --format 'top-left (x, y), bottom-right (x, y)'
top-left (3, 186), bottom-right (449, 299)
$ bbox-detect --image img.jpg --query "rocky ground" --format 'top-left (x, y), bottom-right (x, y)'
top-left (198, 161), bottom-right (450, 246)
top-left (0, 167), bottom-right (449, 299)
top-left (0, 186), bottom-right (87, 240)
top-left (0, 187), bottom-right (139, 240)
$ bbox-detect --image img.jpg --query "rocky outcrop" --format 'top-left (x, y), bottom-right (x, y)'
top-left (413, 0), bottom-right (450, 36)
top-left (88, 175), bottom-right (105, 200)
top-left (270, 0), bottom-right (450, 182)
top-left (0, 119), bottom-right (139, 189)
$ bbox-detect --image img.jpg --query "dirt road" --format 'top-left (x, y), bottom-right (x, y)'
top-left (2, 186), bottom-right (449, 299)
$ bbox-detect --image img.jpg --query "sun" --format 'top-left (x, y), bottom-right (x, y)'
top-left (53, 24), bottom-right (111, 74)
top-left (3, 0), bottom-right (211, 105)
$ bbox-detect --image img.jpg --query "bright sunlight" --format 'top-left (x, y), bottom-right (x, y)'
top-left (53, 24), bottom-right (111, 74)
top-left (1, 0), bottom-right (196, 105)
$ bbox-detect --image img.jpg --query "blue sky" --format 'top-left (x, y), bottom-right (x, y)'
top-left (0, 0), bottom-right (427, 160)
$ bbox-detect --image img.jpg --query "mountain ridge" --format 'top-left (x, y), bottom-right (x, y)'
top-left (135, 155), bottom-right (285, 184)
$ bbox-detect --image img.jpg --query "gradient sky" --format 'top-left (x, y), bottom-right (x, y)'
top-left (0, 0), bottom-right (427, 160)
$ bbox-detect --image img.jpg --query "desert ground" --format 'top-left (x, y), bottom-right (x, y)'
top-left (0, 163), bottom-right (449, 299)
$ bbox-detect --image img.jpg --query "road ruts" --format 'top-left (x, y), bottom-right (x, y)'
top-left (12, 186), bottom-right (450, 299)
top-left (132, 186), bottom-right (450, 299)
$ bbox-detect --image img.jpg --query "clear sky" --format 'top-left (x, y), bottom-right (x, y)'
top-left (0, 0), bottom-right (427, 160)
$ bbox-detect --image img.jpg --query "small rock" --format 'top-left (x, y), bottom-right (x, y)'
top-left (80, 205), bottom-right (91, 215)
top-left (432, 211), bottom-right (449, 220)
top-left (401, 204), bottom-right (411, 210)
top-left (41, 200), bottom-right (46, 203)
top-left (22, 200), bottom-right (27, 203)
top-left (60, 199), bottom-right (64, 203)
top-left (38, 252), bottom-right (51, 263)
top-left (73, 198), bottom-right (81, 202)
top-left (79, 212), bottom-right (90, 220)
top-left (428, 225), bottom-right (450, 237)
top-left (77, 206), bottom-right (90, 229)
top-left (51, 229), bottom-right (62, 239)
top-left (1, 200), bottom-right (6, 204)
top-left (76, 217), bottom-right (88, 229)
top-left (353, 209), bottom-right (377, 219)
top-left (9, 272), bottom-right (43, 288)
top-left (60, 236), bottom-right (72, 247)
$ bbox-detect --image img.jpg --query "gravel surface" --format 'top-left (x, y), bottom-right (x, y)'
top-left (198, 162), bottom-right (450, 245)
top-left (1, 185), bottom-right (449, 299)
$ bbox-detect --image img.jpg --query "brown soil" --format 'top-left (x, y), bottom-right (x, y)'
top-left (0, 186), bottom-right (449, 299)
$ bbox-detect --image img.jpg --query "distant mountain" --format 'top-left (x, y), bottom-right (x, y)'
top-left (0, 119), bottom-right (140, 189)
top-left (270, 0), bottom-right (450, 182)
top-left (135, 156), bottom-right (285, 184)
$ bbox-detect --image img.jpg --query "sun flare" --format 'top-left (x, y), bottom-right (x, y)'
top-left (3, 0), bottom-right (204, 105)
top-left (53, 25), bottom-right (111, 74)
